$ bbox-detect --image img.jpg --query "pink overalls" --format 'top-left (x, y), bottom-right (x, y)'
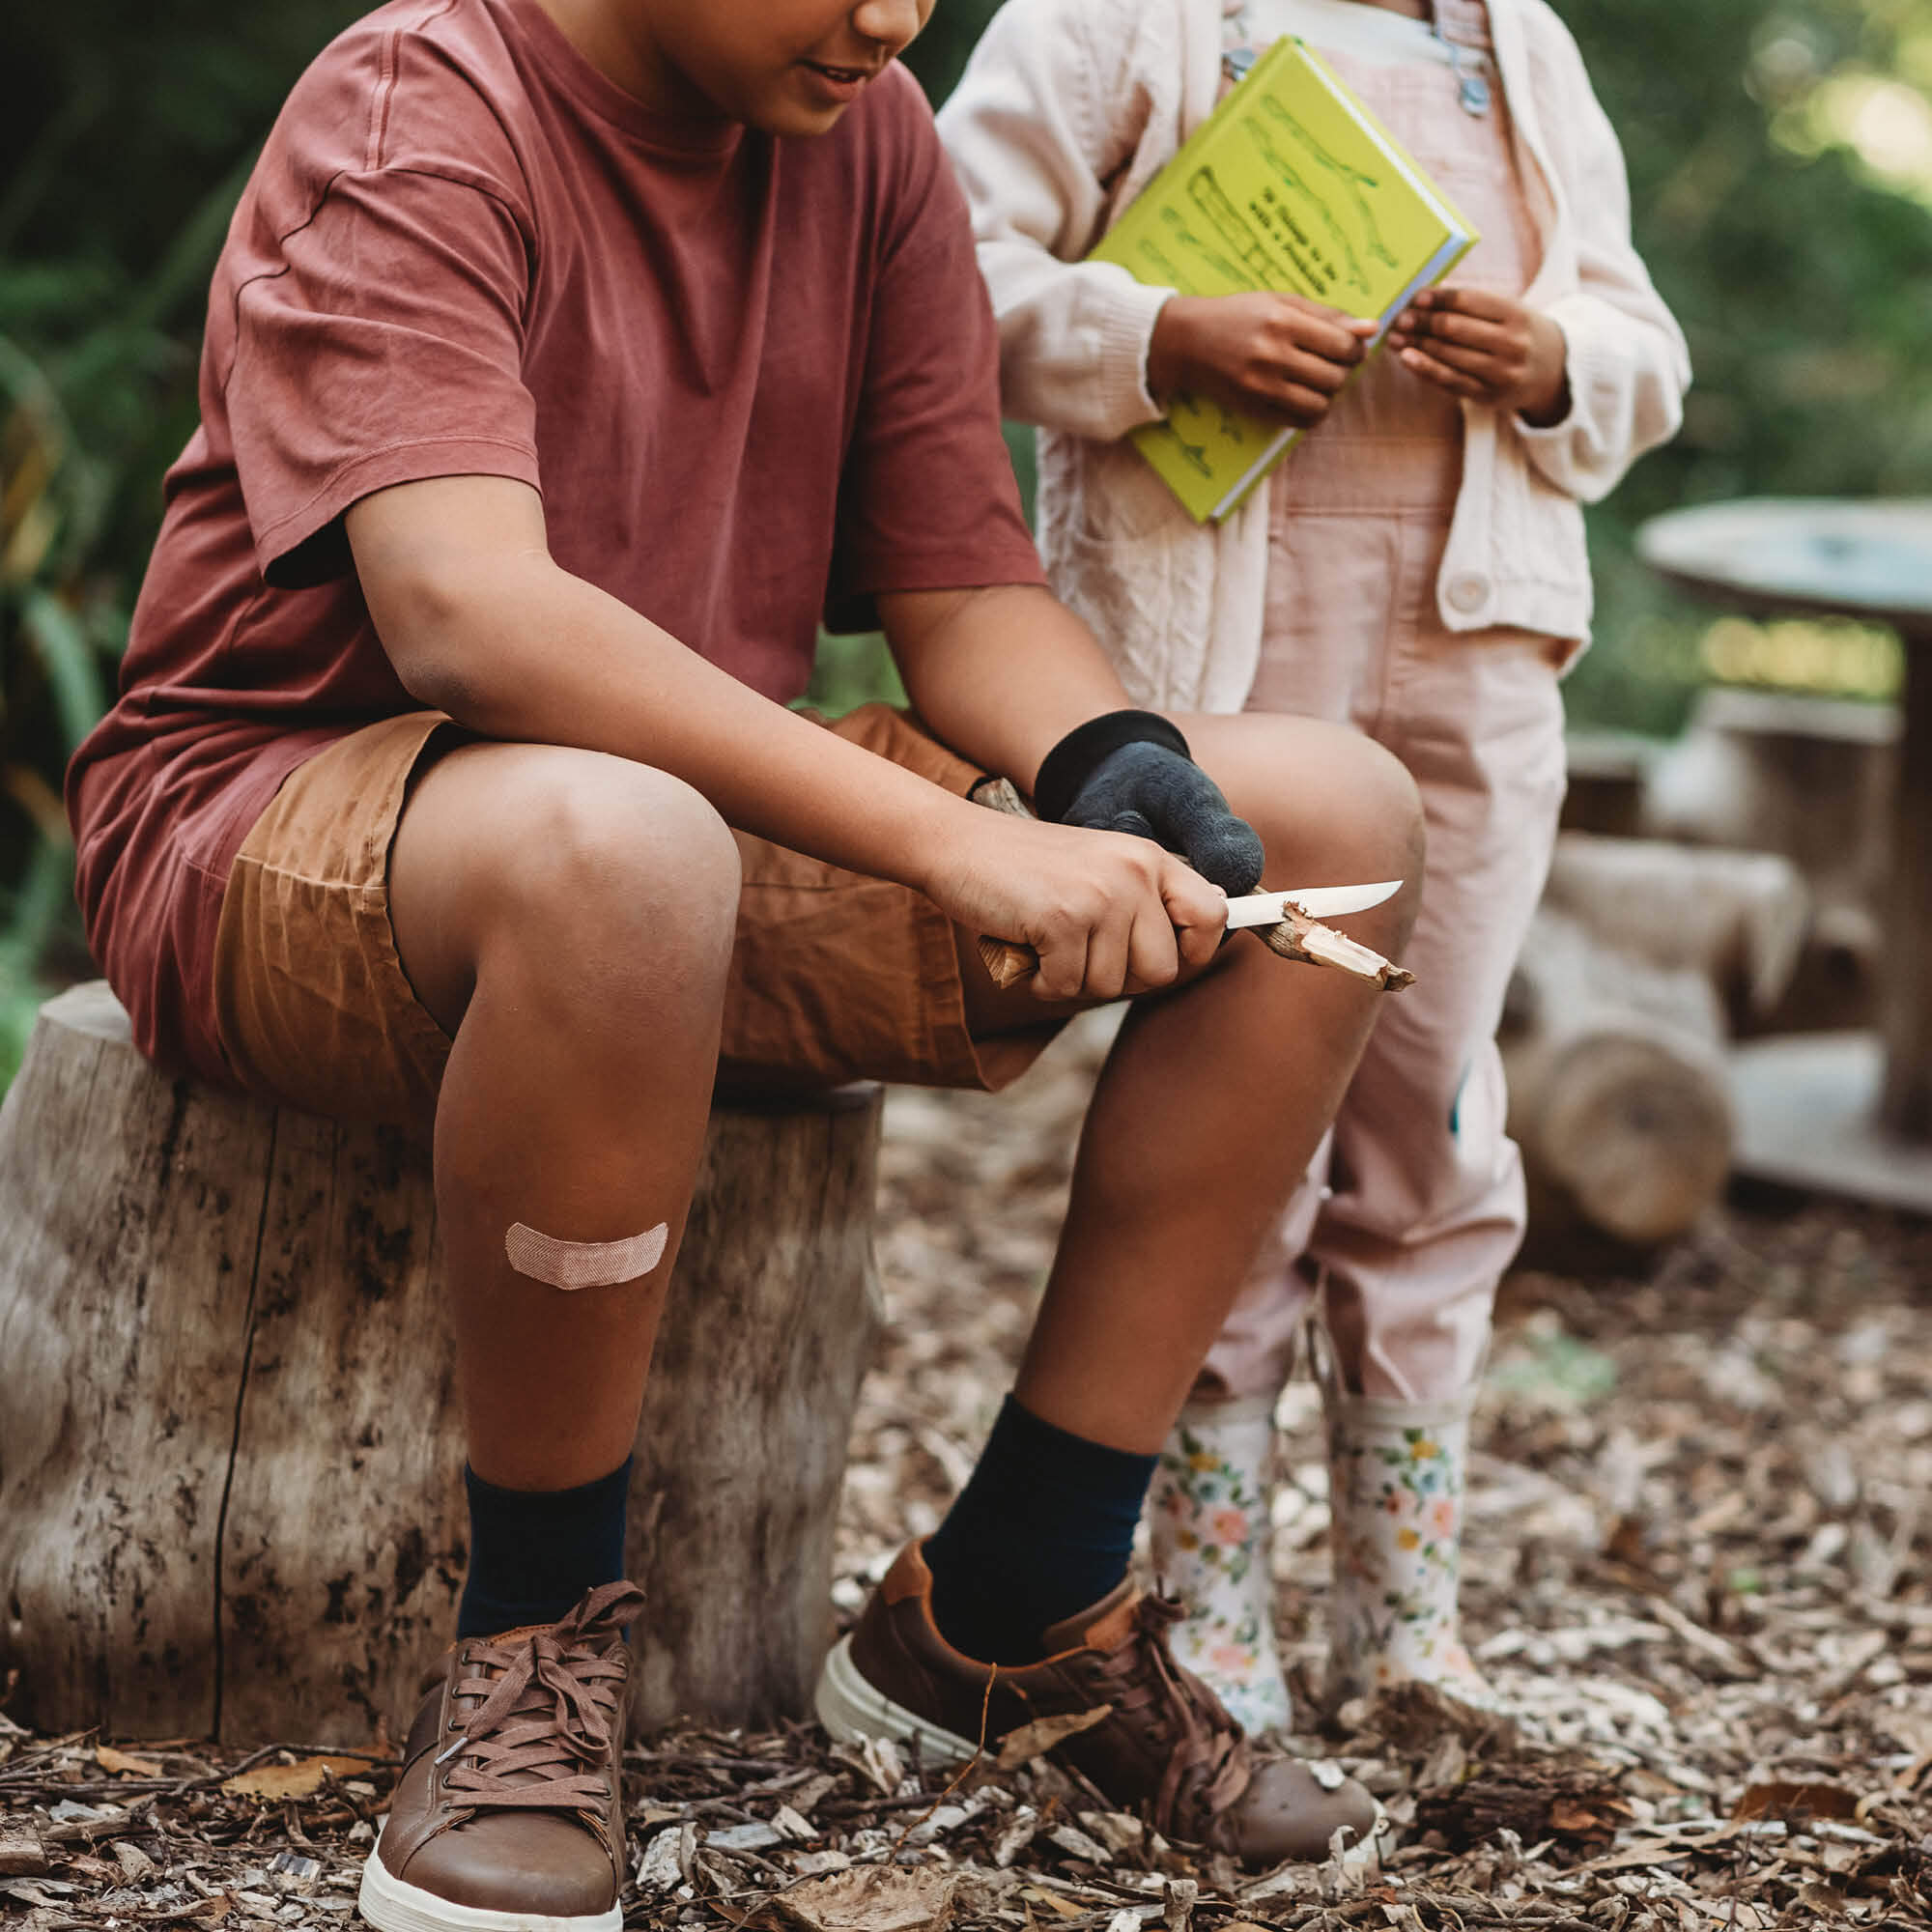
top-left (1203, 0), bottom-right (1573, 1404)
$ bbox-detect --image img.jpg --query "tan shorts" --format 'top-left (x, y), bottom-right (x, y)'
top-left (213, 705), bottom-right (1053, 1128)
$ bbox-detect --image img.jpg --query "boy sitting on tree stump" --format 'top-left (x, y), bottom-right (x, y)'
top-left (67, 0), bottom-right (1424, 1924)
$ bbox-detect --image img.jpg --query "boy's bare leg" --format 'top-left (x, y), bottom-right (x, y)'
top-left (964, 713), bottom-right (1426, 1454)
top-left (826, 714), bottom-right (1414, 1861)
top-left (386, 739), bottom-right (742, 1492)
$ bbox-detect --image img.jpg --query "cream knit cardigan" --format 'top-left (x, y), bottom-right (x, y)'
top-left (936, 0), bottom-right (1691, 711)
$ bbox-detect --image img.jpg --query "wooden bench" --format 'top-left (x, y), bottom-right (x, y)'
top-left (0, 981), bottom-right (882, 1746)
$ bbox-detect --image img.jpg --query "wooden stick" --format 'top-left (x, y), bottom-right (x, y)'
top-left (1256, 905), bottom-right (1416, 991)
top-left (970, 777), bottom-right (1044, 989)
top-left (978, 933), bottom-right (1039, 989)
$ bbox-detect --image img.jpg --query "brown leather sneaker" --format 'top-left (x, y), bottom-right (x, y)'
top-left (357, 1581), bottom-right (642, 1932)
top-left (817, 1543), bottom-right (1381, 1866)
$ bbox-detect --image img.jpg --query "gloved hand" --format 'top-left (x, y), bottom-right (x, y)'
top-left (1034, 711), bottom-right (1265, 898)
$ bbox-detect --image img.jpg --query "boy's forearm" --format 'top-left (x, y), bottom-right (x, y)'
top-left (880, 582), bottom-right (1139, 796)
top-left (362, 539), bottom-right (971, 893)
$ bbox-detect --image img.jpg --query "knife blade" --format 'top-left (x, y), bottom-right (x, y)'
top-left (1223, 879), bottom-right (1404, 929)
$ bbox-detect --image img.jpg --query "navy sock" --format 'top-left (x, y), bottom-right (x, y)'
top-left (923, 1395), bottom-right (1156, 1665)
top-left (457, 1459), bottom-right (632, 1639)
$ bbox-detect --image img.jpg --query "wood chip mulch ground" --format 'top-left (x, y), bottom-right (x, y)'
top-left (4, 1014), bottom-right (1929, 1929)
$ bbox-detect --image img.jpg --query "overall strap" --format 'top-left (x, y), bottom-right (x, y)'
top-left (1431, 0), bottom-right (1496, 57)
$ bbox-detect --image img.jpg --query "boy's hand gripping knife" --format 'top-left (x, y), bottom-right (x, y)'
top-left (966, 776), bottom-right (1415, 993)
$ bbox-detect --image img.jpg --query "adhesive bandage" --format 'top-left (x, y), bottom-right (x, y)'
top-left (504, 1220), bottom-right (668, 1290)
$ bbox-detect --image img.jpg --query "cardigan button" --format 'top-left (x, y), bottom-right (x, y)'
top-left (1448, 573), bottom-right (1491, 614)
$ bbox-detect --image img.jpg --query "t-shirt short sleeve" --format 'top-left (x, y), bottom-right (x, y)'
top-left (830, 99), bottom-right (1045, 611)
top-left (226, 165), bottom-right (541, 586)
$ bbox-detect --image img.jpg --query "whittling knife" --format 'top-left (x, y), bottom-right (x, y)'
top-left (978, 878), bottom-right (1413, 992)
top-left (1221, 879), bottom-right (1403, 927)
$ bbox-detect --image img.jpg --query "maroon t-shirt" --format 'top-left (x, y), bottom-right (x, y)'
top-left (69, 0), bottom-right (1043, 1083)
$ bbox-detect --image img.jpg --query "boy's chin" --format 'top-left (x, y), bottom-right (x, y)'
top-left (690, 58), bottom-right (883, 138)
top-left (751, 62), bottom-right (888, 135)
top-left (746, 97), bottom-right (854, 137)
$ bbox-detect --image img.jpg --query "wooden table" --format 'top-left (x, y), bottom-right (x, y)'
top-left (1637, 497), bottom-right (1932, 1208)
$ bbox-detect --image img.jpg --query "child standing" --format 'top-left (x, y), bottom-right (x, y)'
top-left (939, 0), bottom-right (1687, 1726)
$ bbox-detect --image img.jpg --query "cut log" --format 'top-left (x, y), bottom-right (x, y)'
top-left (0, 981), bottom-right (882, 1745)
top-left (1541, 833), bottom-right (1811, 1030)
top-left (1753, 899), bottom-right (1885, 1038)
top-left (1501, 910), bottom-right (1733, 1249)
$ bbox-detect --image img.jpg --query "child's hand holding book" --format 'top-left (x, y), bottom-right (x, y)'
top-left (1147, 292), bottom-right (1377, 431)
top-left (1387, 287), bottom-right (1570, 425)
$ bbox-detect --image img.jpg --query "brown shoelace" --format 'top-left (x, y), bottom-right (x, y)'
top-left (435, 1581), bottom-right (644, 1824)
top-left (1089, 1592), bottom-right (1254, 1848)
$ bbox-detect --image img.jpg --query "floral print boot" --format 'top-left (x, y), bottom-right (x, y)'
top-left (1323, 1384), bottom-right (1494, 1707)
top-left (1148, 1395), bottom-right (1293, 1736)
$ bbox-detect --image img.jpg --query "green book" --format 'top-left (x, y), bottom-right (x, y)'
top-left (1091, 36), bottom-right (1479, 524)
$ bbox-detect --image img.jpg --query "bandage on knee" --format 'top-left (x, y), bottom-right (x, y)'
top-left (504, 1220), bottom-right (668, 1290)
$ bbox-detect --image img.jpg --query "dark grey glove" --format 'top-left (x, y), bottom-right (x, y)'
top-left (1034, 711), bottom-right (1265, 898)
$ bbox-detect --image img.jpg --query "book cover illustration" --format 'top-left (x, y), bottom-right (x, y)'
top-left (1091, 37), bottom-right (1479, 523)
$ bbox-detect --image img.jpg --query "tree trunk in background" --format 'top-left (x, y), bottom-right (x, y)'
top-left (0, 982), bottom-right (882, 1745)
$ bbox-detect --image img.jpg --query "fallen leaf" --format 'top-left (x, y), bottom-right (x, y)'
top-left (637, 1822), bottom-right (694, 1892)
top-left (708, 1820), bottom-right (784, 1853)
top-left (95, 1746), bottom-right (164, 1777)
top-left (0, 1879), bottom-right (72, 1910)
top-left (994, 1704), bottom-right (1113, 1771)
top-left (1017, 1888), bottom-right (1085, 1921)
top-left (1797, 1881), bottom-right (1848, 1915)
top-left (219, 1754), bottom-right (368, 1801)
top-left (1548, 1801), bottom-right (1619, 1833)
top-left (268, 1849), bottom-right (321, 1888)
top-left (841, 1734), bottom-right (903, 1797)
top-left (112, 1840), bottom-right (157, 1881)
top-left (1045, 1823), bottom-right (1109, 1863)
top-left (1732, 1780), bottom-right (1861, 1822)
top-left (774, 1864), bottom-right (956, 1932)
top-left (1077, 1809), bottom-right (1144, 1853)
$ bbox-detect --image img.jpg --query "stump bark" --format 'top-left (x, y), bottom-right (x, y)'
top-left (0, 982), bottom-right (882, 1745)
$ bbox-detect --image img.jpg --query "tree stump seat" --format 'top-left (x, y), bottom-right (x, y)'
top-left (0, 981), bottom-right (883, 1746)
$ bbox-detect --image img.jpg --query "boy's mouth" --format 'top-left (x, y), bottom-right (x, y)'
top-left (802, 59), bottom-right (882, 87)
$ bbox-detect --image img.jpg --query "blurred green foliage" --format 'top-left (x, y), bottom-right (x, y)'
top-left (1, 0), bottom-right (1929, 1080)
top-left (1556, 0), bottom-right (1932, 735)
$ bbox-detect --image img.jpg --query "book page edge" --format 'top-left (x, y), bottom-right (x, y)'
top-left (1211, 425), bottom-right (1300, 522)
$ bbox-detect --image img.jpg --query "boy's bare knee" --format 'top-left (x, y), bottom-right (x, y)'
top-left (1341, 733), bottom-right (1426, 872)
top-left (1210, 718), bottom-right (1423, 886)
top-left (486, 753), bottom-right (740, 972)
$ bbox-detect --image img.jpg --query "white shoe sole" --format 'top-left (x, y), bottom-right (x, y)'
top-left (356, 1827), bottom-right (621, 1932)
top-left (813, 1634), bottom-right (980, 1767)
